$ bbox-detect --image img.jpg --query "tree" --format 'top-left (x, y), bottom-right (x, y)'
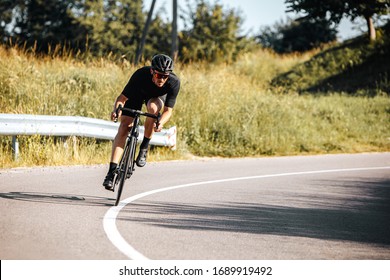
top-left (102, 0), bottom-right (145, 58)
top-left (0, 0), bottom-right (249, 62)
top-left (0, 0), bottom-right (78, 49)
top-left (179, 0), bottom-right (246, 63)
top-left (257, 17), bottom-right (337, 53)
top-left (0, 0), bottom-right (151, 58)
top-left (143, 15), bottom-right (172, 60)
top-left (0, 0), bottom-right (23, 42)
top-left (72, 0), bottom-right (105, 54)
top-left (285, 0), bottom-right (390, 41)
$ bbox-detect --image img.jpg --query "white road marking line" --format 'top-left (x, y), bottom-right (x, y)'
top-left (103, 166), bottom-right (390, 260)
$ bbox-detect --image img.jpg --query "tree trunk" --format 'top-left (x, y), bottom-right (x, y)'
top-left (171, 0), bottom-right (178, 61)
top-left (365, 15), bottom-right (376, 41)
top-left (135, 0), bottom-right (156, 64)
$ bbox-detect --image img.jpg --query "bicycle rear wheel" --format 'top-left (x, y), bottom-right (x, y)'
top-left (114, 136), bottom-right (137, 206)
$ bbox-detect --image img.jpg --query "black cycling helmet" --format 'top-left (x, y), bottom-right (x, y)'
top-left (151, 54), bottom-right (174, 73)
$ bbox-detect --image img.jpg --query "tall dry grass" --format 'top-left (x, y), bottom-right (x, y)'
top-left (1, 45), bottom-right (389, 168)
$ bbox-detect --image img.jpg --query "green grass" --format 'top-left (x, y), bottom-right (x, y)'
top-left (0, 40), bottom-right (389, 168)
top-left (271, 25), bottom-right (390, 95)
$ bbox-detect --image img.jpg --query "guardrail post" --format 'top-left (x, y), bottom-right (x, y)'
top-left (12, 136), bottom-right (19, 161)
top-left (71, 136), bottom-right (79, 158)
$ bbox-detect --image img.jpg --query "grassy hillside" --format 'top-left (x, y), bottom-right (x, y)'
top-left (0, 35), bottom-right (389, 168)
top-left (271, 23), bottom-right (390, 96)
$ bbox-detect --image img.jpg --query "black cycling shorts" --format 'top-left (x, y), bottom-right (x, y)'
top-left (122, 94), bottom-right (166, 117)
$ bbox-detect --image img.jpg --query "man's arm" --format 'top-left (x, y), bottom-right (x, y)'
top-left (111, 94), bottom-right (128, 121)
top-left (155, 106), bottom-right (173, 132)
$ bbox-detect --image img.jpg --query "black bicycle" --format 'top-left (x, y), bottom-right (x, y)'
top-left (112, 105), bottom-right (160, 206)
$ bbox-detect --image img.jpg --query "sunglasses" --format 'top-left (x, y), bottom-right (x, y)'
top-left (153, 71), bottom-right (170, 79)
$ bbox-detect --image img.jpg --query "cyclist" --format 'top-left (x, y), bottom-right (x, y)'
top-left (103, 54), bottom-right (181, 190)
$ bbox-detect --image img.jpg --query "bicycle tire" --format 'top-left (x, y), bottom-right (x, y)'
top-left (113, 144), bottom-right (127, 190)
top-left (114, 136), bottom-right (137, 206)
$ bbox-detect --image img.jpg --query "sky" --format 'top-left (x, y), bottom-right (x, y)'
top-left (144, 0), bottom-right (368, 41)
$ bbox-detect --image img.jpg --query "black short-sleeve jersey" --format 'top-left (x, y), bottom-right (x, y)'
top-left (121, 66), bottom-right (180, 108)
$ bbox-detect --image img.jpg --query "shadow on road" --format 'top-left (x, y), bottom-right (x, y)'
top-left (119, 178), bottom-right (390, 246)
top-left (0, 191), bottom-right (114, 207)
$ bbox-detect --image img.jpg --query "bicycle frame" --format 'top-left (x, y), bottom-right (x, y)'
top-left (113, 106), bottom-right (159, 206)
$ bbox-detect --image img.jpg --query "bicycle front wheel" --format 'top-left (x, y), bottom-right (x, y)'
top-left (115, 136), bottom-right (137, 206)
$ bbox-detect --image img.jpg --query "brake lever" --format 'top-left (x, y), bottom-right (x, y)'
top-left (114, 105), bottom-right (123, 123)
top-left (156, 113), bottom-right (161, 130)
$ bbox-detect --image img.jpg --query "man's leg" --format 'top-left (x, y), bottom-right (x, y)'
top-left (103, 115), bottom-right (134, 189)
top-left (136, 98), bottom-right (163, 167)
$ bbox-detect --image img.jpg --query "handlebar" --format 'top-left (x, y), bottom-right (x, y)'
top-left (115, 105), bottom-right (161, 127)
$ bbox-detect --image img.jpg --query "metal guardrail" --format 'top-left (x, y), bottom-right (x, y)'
top-left (0, 114), bottom-right (177, 160)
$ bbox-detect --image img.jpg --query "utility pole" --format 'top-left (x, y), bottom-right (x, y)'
top-left (135, 0), bottom-right (156, 64)
top-left (171, 0), bottom-right (178, 61)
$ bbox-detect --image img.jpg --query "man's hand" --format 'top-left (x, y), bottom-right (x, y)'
top-left (111, 105), bottom-right (123, 122)
top-left (111, 95), bottom-right (127, 122)
top-left (154, 122), bottom-right (163, 132)
top-left (111, 110), bottom-right (118, 122)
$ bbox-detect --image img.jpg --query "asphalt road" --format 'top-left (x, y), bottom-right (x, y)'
top-left (1, 153), bottom-right (389, 260)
